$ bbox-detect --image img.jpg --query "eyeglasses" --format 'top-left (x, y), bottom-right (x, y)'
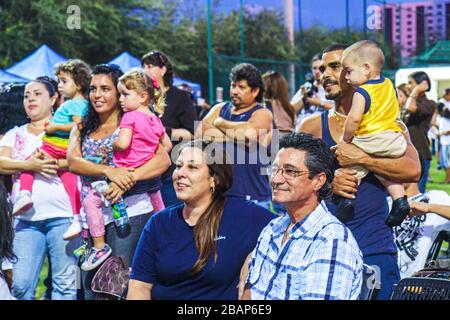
top-left (269, 166), bottom-right (309, 180)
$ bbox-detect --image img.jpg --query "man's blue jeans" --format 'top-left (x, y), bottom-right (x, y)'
top-left (418, 159), bottom-right (431, 193)
top-left (364, 253), bottom-right (400, 300)
top-left (12, 218), bottom-right (80, 300)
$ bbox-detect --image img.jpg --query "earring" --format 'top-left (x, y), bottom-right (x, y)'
top-left (210, 185), bottom-right (215, 194)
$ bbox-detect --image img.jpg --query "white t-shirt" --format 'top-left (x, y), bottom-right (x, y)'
top-left (0, 276), bottom-right (14, 300)
top-left (391, 190), bottom-right (450, 278)
top-left (438, 99), bottom-right (450, 145)
top-left (0, 259), bottom-right (14, 300)
top-left (0, 124), bottom-right (73, 221)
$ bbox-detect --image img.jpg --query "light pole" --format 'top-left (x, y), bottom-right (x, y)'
top-left (397, 0), bottom-right (402, 67)
top-left (363, 0), bottom-right (367, 39)
top-left (240, 0), bottom-right (245, 61)
top-left (346, 0), bottom-right (350, 41)
top-left (207, 0), bottom-right (214, 104)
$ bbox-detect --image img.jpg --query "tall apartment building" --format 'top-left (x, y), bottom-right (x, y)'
top-left (378, 0), bottom-right (450, 58)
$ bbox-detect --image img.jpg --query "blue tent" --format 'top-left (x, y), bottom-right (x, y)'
top-left (108, 51), bottom-right (141, 71)
top-left (108, 52), bottom-right (202, 98)
top-left (173, 77), bottom-right (202, 99)
top-left (6, 44), bottom-right (67, 80)
top-left (0, 69), bottom-right (28, 84)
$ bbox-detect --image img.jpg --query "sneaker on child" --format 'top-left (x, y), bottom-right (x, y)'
top-left (80, 244), bottom-right (112, 271)
top-left (63, 215), bottom-right (82, 240)
top-left (12, 190), bottom-right (33, 216)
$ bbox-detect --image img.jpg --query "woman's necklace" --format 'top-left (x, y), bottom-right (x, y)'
top-left (28, 122), bottom-right (46, 135)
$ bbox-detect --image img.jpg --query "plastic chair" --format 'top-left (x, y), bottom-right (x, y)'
top-left (359, 264), bottom-right (381, 300)
top-left (390, 277), bottom-right (450, 300)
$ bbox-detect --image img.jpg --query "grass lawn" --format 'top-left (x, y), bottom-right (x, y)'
top-left (427, 156), bottom-right (450, 194)
top-left (33, 155), bottom-right (450, 299)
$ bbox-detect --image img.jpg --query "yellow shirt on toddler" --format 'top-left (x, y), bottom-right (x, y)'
top-left (355, 76), bottom-right (402, 136)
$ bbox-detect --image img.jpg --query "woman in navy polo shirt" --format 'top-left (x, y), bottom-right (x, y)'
top-left (127, 140), bottom-right (274, 300)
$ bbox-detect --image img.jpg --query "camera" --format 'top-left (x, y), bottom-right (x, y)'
top-left (302, 72), bottom-right (319, 110)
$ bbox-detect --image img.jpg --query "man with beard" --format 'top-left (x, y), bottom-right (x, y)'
top-left (299, 43), bottom-right (421, 299)
top-left (196, 63), bottom-right (274, 209)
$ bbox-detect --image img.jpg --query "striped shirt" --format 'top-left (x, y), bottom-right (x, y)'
top-left (247, 201), bottom-right (363, 300)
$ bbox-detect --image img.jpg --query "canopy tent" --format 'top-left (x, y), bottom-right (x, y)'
top-left (0, 69), bottom-right (28, 84)
top-left (108, 51), bottom-right (141, 71)
top-left (108, 52), bottom-right (202, 98)
top-left (6, 44), bottom-right (67, 80)
top-left (173, 77), bottom-right (202, 99)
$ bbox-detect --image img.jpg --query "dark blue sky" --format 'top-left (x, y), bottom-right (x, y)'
top-left (216, 0), bottom-right (436, 29)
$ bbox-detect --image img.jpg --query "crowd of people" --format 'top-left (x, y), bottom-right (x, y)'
top-left (0, 41), bottom-right (449, 301)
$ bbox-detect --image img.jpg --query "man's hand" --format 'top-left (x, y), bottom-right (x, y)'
top-left (331, 168), bottom-right (358, 199)
top-left (332, 142), bottom-right (368, 167)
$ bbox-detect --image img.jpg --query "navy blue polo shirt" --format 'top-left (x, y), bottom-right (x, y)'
top-left (130, 198), bottom-right (274, 300)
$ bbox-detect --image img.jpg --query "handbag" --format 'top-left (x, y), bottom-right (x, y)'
top-left (91, 256), bottom-right (130, 300)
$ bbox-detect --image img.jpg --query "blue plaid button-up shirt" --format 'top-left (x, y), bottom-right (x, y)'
top-left (247, 201), bottom-right (363, 300)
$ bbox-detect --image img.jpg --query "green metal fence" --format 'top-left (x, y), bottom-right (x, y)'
top-left (212, 54), bottom-right (309, 102)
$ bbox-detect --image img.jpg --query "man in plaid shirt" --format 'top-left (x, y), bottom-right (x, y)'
top-left (243, 133), bottom-right (363, 300)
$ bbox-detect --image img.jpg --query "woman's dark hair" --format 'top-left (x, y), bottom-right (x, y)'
top-left (229, 63), bottom-right (265, 103)
top-left (0, 83), bottom-right (28, 135)
top-left (35, 76), bottom-right (61, 110)
top-left (34, 76), bottom-right (58, 98)
top-left (26, 76), bottom-right (59, 114)
top-left (262, 71), bottom-right (296, 124)
top-left (141, 51), bottom-right (174, 88)
top-left (177, 140), bottom-right (233, 275)
top-left (279, 132), bottom-right (336, 201)
top-left (80, 64), bottom-right (124, 143)
top-left (409, 71), bottom-right (431, 92)
top-left (0, 181), bottom-right (16, 280)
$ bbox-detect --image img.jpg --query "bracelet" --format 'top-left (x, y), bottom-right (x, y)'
top-left (409, 93), bottom-right (417, 99)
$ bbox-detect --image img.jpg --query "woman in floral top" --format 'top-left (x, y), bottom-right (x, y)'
top-left (67, 64), bottom-right (170, 299)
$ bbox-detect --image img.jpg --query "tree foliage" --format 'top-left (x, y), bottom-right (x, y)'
top-left (0, 0), bottom-right (397, 100)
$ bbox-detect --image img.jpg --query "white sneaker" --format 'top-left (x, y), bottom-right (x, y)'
top-left (12, 190), bottom-right (33, 216)
top-left (63, 216), bottom-right (82, 240)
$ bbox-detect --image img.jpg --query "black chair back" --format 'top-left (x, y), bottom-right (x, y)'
top-left (390, 277), bottom-right (450, 300)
